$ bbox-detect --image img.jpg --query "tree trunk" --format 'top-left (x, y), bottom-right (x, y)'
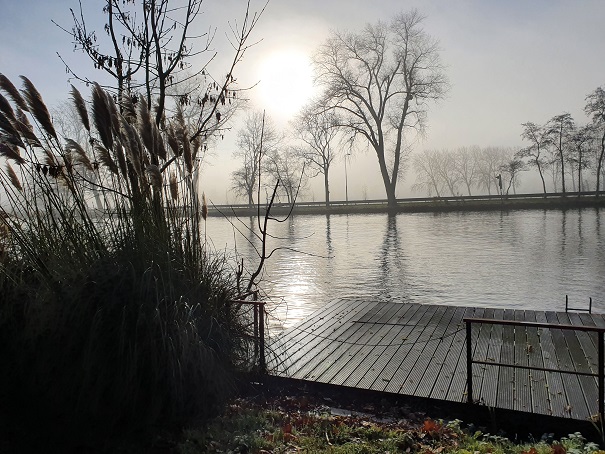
top-left (597, 133), bottom-right (605, 196)
top-left (386, 183), bottom-right (397, 207)
top-left (536, 160), bottom-right (547, 194)
top-left (324, 171), bottom-right (330, 207)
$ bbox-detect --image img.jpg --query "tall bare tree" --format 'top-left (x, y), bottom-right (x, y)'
top-left (585, 87), bottom-right (605, 195)
top-left (314, 10), bottom-right (448, 207)
top-left (477, 147), bottom-right (509, 195)
top-left (412, 149), bottom-right (444, 197)
top-left (292, 105), bottom-right (339, 206)
top-left (499, 157), bottom-right (526, 195)
top-left (546, 113), bottom-right (574, 194)
top-left (454, 146), bottom-right (480, 196)
top-left (266, 146), bottom-right (307, 205)
top-left (518, 122), bottom-right (550, 193)
top-left (568, 124), bottom-right (594, 193)
top-left (231, 111), bottom-right (280, 206)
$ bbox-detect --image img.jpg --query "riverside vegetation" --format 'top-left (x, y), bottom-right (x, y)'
top-left (0, 75), bottom-right (259, 448)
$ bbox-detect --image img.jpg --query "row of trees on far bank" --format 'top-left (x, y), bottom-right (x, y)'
top-left (518, 87), bottom-right (605, 195)
top-left (412, 147), bottom-right (522, 197)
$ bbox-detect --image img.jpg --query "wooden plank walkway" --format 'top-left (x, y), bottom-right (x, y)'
top-left (268, 299), bottom-right (604, 421)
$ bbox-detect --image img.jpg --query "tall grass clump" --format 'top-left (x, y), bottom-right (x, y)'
top-left (0, 76), bottom-right (252, 443)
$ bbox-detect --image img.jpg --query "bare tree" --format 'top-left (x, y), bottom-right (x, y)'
top-left (231, 111), bottom-right (280, 206)
top-left (412, 149), bottom-right (444, 197)
top-left (477, 147), bottom-right (509, 195)
top-left (56, 0), bottom-right (262, 139)
top-left (435, 150), bottom-right (460, 196)
top-left (292, 104), bottom-right (339, 206)
top-left (546, 113), bottom-right (574, 194)
top-left (518, 122), bottom-right (550, 193)
top-left (499, 157), bottom-right (526, 195)
top-left (266, 146), bottom-right (307, 205)
top-left (314, 10), bottom-right (448, 207)
top-left (585, 87), bottom-right (605, 194)
top-left (568, 124), bottom-right (594, 193)
top-left (454, 146), bottom-right (480, 196)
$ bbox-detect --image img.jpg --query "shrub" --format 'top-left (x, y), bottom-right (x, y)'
top-left (0, 76), bottom-right (253, 444)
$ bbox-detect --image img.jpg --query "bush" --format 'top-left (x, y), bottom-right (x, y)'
top-left (0, 76), bottom-right (253, 444)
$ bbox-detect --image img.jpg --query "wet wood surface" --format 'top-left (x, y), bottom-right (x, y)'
top-left (269, 299), bottom-right (604, 421)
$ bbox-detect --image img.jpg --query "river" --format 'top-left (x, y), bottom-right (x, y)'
top-left (204, 208), bottom-right (605, 330)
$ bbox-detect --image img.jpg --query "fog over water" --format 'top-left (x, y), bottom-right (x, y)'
top-left (205, 208), bottom-right (605, 330)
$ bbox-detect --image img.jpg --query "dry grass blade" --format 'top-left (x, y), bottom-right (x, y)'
top-left (166, 125), bottom-right (180, 157)
top-left (169, 171), bottom-right (178, 201)
top-left (14, 108), bottom-right (41, 147)
top-left (202, 192), bottom-right (208, 221)
top-left (65, 138), bottom-right (94, 171)
top-left (0, 143), bottom-right (25, 165)
top-left (0, 111), bottom-right (25, 148)
top-left (71, 85), bottom-right (90, 132)
top-left (0, 73), bottom-right (28, 112)
top-left (43, 147), bottom-right (58, 167)
top-left (138, 95), bottom-right (154, 157)
top-left (92, 83), bottom-right (113, 150)
top-left (121, 117), bottom-right (142, 176)
top-left (145, 164), bottom-right (162, 190)
top-left (183, 136), bottom-right (193, 173)
top-left (114, 139), bottom-right (128, 178)
top-left (153, 122), bottom-right (167, 161)
top-left (106, 92), bottom-right (120, 137)
top-left (0, 93), bottom-right (15, 122)
top-left (95, 144), bottom-right (119, 174)
top-left (19, 76), bottom-right (57, 139)
top-left (5, 163), bottom-right (22, 191)
top-left (121, 92), bottom-right (137, 123)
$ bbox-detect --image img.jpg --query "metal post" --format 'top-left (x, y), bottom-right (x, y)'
top-left (253, 303), bottom-right (259, 361)
top-left (599, 331), bottom-right (604, 423)
top-left (466, 320), bottom-right (473, 404)
top-left (259, 303), bottom-right (266, 372)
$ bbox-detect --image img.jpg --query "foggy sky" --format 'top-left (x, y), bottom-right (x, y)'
top-left (1, 0), bottom-right (604, 202)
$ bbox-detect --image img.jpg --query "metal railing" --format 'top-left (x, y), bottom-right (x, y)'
top-left (210, 191), bottom-right (603, 213)
top-left (231, 290), bottom-right (266, 372)
top-left (464, 317), bottom-right (605, 420)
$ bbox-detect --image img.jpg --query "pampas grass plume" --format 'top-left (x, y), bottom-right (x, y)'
top-left (169, 171), bottom-right (178, 201)
top-left (19, 76), bottom-right (57, 139)
top-left (70, 85), bottom-right (90, 132)
top-left (0, 73), bottom-right (28, 112)
top-left (6, 163), bottom-right (22, 191)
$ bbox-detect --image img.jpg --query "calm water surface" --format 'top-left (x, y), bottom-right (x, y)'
top-left (205, 208), bottom-right (605, 330)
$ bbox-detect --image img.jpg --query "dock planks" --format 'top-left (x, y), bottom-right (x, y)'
top-left (269, 300), bottom-right (605, 421)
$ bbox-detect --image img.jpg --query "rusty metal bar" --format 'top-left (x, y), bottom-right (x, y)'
top-left (463, 317), bottom-right (605, 333)
top-left (472, 360), bottom-right (599, 377)
top-left (598, 332), bottom-right (605, 424)
top-left (466, 320), bottom-right (473, 404)
top-left (259, 302), bottom-right (266, 371)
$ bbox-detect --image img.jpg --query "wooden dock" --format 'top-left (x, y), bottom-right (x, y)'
top-left (268, 299), bottom-right (605, 421)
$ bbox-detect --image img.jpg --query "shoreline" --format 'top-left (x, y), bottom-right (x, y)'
top-left (209, 192), bottom-right (605, 217)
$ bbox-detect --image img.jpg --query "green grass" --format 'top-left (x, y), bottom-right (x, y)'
top-left (178, 397), bottom-right (605, 454)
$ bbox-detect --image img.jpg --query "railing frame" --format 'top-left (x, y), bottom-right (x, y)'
top-left (231, 290), bottom-right (266, 372)
top-left (464, 317), bottom-right (605, 421)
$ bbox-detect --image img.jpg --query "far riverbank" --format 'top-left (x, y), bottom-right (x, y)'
top-left (209, 191), bottom-right (605, 217)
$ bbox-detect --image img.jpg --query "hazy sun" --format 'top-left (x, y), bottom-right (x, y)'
top-left (256, 50), bottom-right (315, 118)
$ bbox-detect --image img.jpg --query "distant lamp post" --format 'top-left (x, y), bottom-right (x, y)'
top-left (344, 153), bottom-right (351, 202)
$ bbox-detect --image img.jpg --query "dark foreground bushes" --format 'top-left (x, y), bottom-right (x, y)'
top-left (0, 76), bottom-right (254, 447)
